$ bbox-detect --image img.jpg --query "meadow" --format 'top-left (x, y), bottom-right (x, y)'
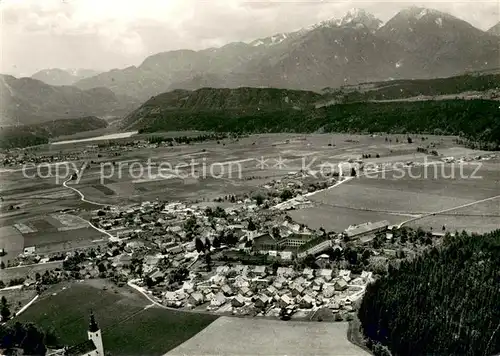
top-left (166, 317), bottom-right (369, 356)
top-left (14, 281), bottom-right (218, 355)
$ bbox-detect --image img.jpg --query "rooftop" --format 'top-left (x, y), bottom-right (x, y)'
top-left (64, 340), bottom-right (96, 356)
top-left (345, 220), bottom-right (389, 237)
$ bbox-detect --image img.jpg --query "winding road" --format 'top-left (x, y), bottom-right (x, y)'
top-left (62, 176), bottom-right (110, 207)
top-left (62, 176), bottom-right (118, 241)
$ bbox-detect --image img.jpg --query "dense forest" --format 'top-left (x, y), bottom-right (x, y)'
top-left (0, 322), bottom-right (59, 355)
top-left (325, 73), bottom-right (500, 102)
top-left (358, 229), bottom-right (500, 356)
top-left (131, 99), bottom-right (500, 148)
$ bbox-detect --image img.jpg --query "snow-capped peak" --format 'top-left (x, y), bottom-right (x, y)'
top-left (249, 33), bottom-right (288, 47)
top-left (402, 7), bottom-right (447, 21)
top-left (341, 8), bottom-right (372, 25)
top-left (338, 8), bottom-right (383, 32)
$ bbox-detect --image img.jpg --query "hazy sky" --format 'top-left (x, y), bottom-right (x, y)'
top-left (1, 0), bottom-right (499, 76)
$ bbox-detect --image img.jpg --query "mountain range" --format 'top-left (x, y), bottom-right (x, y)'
top-left (0, 74), bottom-right (139, 125)
top-left (31, 68), bottom-right (100, 86)
top-left (488, 22), bottom-right (500, 36)
top-left (70, 7), bottom-right (499, 101)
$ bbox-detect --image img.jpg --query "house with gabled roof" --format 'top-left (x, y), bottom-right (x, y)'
top-left (291, 284), bottom-right (305, 297)
top-left (254, 294), bottom-right (270, 309)
top-left (299, 294), bottom-right (315, 309)
top-left (231, 294), bottom-right (246, 308)
top-left (279, 295), bottom-right (294, 308)
top-left (302, 268), bottom-right (314, 280)
top-left (276, 267), bottom-right (295, 278)
top-left (210, 292), bottom-right (226, 308)
top-left (318, 269), bottom-right (333, 282)
top-left (188, 292), bottom-right (204, 306)
top-left (221, 284), bottom-right (233, 296)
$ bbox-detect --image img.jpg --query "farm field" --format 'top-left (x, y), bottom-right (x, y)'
top-left (23, 226), bottom-right (104, 250)
top-left (298, 162), bottom-right (500, 234)
top-left (14, 281), bottom-right (218, 355)
top-left (408, 197), bottom-right (500, 234)
top-left (0, 287), bottom-right (37, 314)
top-left (0, 226), bottom-right (24, 265)
top-left (288, 205), bottom-right (407, 232)
top-left (166, 317), bottom-right (370, 356)
top-left (0, 261), bottom-right (64, 282)
top-left (2, 133), bottom-right (498, 257)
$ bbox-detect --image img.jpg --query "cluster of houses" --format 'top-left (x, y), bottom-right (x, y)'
top-left (145, 264), bottom-right (374, 318)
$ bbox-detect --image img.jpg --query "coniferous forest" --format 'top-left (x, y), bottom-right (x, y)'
top-left (358, 230), bottom-right (500, 356)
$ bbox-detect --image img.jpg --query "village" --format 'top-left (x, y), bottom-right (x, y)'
top-left (1, 167), bottom-right (441, 322)
top-left (2, 135), bottom-right (484, 323)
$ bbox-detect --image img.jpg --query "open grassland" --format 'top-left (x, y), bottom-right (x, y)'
top-left (0, 261), bottom-right (64, 282)
top-left (47, 133), bottom-right (442, 204)
top-left (0, 226), bottom-right (24, 265)
top-left (166, 317), bottom-right (369, 356)
top-left (14, 281), bottom-right (218, 356)
top-left (3, 133), bottom-right (498, 237)
top-left (0, 287), bottom-right (37, 313)
top-left (408, 197), bottom-right (500, 234)
top-left (23, 227), bottom-right (103, 248)
top-left (288, 205), bottom-right (407, 232)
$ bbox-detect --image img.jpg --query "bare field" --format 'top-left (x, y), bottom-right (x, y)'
top-left (0, 226), bottom-right (24, 264)
top-left (166, 317), bottom-right (369, 356)
top-left (288, 205), bottom-right (407, 232)
top-left (23, 226), bottom-right (103, 249)
top-left (408, 197), bottom-right (500, 234)
top-left (310, 183), bottom-right (475, 215)
top-left (408, 214), bottom-right (500, 234)
top-left (0, 261), bottom-right (63, 282)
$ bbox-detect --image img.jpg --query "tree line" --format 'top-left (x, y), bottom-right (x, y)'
top-left (358, 229), bottom-right (500, 356)
top-left (133, 100), bottom-right (500, 148)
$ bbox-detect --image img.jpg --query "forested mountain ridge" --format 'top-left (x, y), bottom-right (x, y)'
top-left (358, 229), bottom-right (500, 356)
top-left (121, 87), bottom-right (321, 130)
top-left (122, 82), bottom-right (500, 149)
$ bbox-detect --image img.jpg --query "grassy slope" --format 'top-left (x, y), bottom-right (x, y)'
top-left (15, 283), bottom-right (217, 355)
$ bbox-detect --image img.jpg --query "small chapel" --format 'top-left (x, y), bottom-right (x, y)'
top-left (63, 312), bottom-right (105, 356)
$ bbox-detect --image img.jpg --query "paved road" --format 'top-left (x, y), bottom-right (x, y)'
top-left (61, 176), bottom-right (119, 240)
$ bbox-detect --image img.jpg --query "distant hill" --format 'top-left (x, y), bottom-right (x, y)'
top-left (0, 75), bottom-right (139, 126)
top-left (320, 73), bottom-right (500, 104)
top-left (31, 68), bottom-right (100, 86)
top-left (0, 116), bottom-right (107, 149)
top-left (122, 86), bottom-right (500, 148)
top-left (73, 7), bottom-right (500, 100)
top-left (488, 22), bottom-right (500, 36)
top-left (121, 87), bottom-right (321, 130)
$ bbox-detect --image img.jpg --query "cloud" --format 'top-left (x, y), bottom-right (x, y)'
top-left (0, 0), bottom-right (498, 76)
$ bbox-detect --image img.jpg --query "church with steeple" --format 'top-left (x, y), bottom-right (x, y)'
top-left (63, 312), bottom-right (105, 356)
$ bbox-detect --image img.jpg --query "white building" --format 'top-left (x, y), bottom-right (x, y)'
top-left (63, 312), bottom-right (104, 356)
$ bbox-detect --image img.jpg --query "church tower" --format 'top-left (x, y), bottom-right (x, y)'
top-left (88, 311), bottom-right (104, 356)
